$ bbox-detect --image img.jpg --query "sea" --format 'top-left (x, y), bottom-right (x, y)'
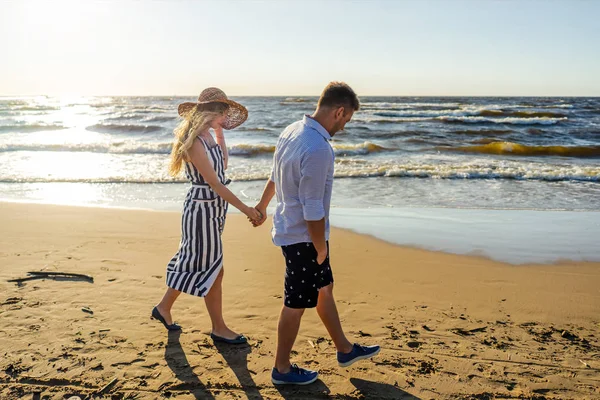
top-left (1, 96), bottom-right (599, 263)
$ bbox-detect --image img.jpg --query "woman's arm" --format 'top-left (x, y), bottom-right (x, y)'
top-left (214, 126), bottom-right (228, 170)
top-left (188, 139), bottom-right (259, 220)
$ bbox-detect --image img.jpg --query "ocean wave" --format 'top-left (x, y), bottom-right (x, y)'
top-left (541, 104), bottom-right (574, 109)
top-left (0, 177), bottom-right (187, 184)
top-left (7, 105), bottom-right (61, 112)
top-left (333, 161), bottom-right (600, 182)
top-left (363, 130), bottom-right (432, 139)
top-left (239, 127), bottom-right (274, 132)
top-left (227, 142), bottom-right (392, 156)
top-left (368, 108), bottom-right (565, 120)
top-left (333, 142), bottom-right (392, 155)
top-left (0, 140), bottom-right (395, 158)
top-left (354, 114), bottom-right (568, 125)
top-left (372, 109), bottom-right (476, 118)
top-left (145, 116), bottom-right (176, 123)
top-left (0, 124), bottom-right (67, 133)
top-left (438, 116), bottom-right (567, 125)
top-left (451, 129), bottom-right (513, 135)
top-left (102, 114), bottom-right (176, 123)
top-left (86, 123), bottom-right (165, 134)
top-left (4, 162), bottom-right (597, 183)
top-left (361, 102), bottom-right (461, 110)
top-left (229, 144), bottom-right (276, 156)
top-left (367, 167), bottom-right (599, 182)
top-left (0, 100), bottom-right (29, 106)
top-left (404, 138), bottom-right (449, 146)
top-left (90, 103), bottom-right (123, 108)
top-left (280, 98), bottom-right (314, 105)
top-left (0, 142), bottom-right (172, 154)
top-left (353, 116), bottom-right (432, 123)
top-left (102, 113), bottom-right (147, 122)
top-left (469, 138), bottom-right (503, 145)
top-left (444, 141), bottom-right (600, 158)
top-left (283, 97), bottom-right (312, 102)
top-left (527, 128), bottom-right (545, 134)
top-left (478, 110), bottom-right (567, 118)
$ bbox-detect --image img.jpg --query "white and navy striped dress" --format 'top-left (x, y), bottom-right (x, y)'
top-left (166, 137), bottom-right (229, 297)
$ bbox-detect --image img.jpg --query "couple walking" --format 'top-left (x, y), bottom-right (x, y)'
top-left (152, 82), bottom-right (380, 385)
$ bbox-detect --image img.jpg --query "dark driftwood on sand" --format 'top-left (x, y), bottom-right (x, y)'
top-left (7, 271), bottom-right (94, 284)
top-left (96, 377), bottom-right (118, 395)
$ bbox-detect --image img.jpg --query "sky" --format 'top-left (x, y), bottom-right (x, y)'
top-left (1, 0), bottom-right (599, 96)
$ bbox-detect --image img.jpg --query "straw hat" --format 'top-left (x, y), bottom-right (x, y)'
top-left (178, 87), bottom-right (248, 130)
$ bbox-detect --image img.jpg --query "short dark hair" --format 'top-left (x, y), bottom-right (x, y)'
top-left (317, 82), bottom-right (360, 111)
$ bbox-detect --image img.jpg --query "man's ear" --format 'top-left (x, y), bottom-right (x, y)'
top-left (335, 106), bottom-right (346, 120)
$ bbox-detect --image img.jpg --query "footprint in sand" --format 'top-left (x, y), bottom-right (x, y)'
top-left (101, 259), bottom-right (127, 266)
top-left (110, 358), bottom-right (145, 367)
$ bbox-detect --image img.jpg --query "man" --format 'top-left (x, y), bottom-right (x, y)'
top-left (254, 82), bottom-right (380, 385)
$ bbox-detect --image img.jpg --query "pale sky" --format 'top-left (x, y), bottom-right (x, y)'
top-left (1, 0), bottom-right (599, 96)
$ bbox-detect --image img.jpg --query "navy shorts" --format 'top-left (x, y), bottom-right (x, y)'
top-left (281, 242), bottom-right (334, 309)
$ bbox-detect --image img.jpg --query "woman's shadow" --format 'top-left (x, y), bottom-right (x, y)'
top-left (165, 331), bottom-right (215, 399)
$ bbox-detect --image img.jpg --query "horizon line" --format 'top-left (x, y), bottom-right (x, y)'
top-left (1, 94), bottom-right (599, 98)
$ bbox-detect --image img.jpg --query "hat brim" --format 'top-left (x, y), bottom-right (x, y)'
top-left (177, 99), bottom-right (248, 130)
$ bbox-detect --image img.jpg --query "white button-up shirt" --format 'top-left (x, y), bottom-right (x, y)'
top-left (270, 115), bottom-right (334, 246)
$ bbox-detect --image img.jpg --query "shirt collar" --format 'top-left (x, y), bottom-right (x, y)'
top-left (303, 115), bottom-right (332, 141)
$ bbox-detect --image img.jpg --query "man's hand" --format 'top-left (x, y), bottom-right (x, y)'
top-left (306, 218), bottom-right (327, 264)
top-left (315, 241), bottom-right (328, 265)
top-left (251, 204), bottom-right (267, 227)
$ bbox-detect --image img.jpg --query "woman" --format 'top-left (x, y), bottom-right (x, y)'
top-left (152, 88), bottom-right (261, 344)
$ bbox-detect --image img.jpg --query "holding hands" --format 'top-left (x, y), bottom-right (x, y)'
top-left (242, 205), bottom-right (262, 225)
top-left (246, 203), bottom-right (267, 227)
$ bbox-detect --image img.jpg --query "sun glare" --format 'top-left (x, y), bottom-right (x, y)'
top-left (22, 0), bottom-right (91, 29)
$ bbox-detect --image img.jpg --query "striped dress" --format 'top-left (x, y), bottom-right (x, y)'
top-left (166, 137), bottom-right (229, 297)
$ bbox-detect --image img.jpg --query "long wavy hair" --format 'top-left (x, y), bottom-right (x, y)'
top-left (169, 103), bottom-right (229, 176)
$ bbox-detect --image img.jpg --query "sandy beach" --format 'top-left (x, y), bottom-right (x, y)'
top-left (1, 202), bottom-right (599, 399)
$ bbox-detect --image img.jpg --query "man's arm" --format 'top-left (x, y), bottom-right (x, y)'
top-left (298, 147), bottom-right (330, 264)
top-left (254, 179), bottom-right (275, 226)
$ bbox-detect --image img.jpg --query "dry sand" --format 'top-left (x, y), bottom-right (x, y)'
top-left (0, 202), bottom-right (599, 399)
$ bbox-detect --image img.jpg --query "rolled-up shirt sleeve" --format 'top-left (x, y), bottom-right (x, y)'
top-left (270, 137), bottom-right (280, 182)
top-left (299, 147), bottom-right (331, 221)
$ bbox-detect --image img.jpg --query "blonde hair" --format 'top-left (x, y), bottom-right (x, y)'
top-left (169, 103), bottom-right (228, 176)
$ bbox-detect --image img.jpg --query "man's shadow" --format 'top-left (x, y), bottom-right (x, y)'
top-left (165, 331), bottom-right (215, 399)
top-left (214, 340), bottom-right (332, 400)
top-left (273, 370), bottom-right (331, 400)
top-left (274, 379), bottom-right (331, 400)
top-left (274, 377), bottom-right (420, 400)
top-left (213, 340), bottom-right (264, 400)
top-left (350, 378), bottom-right (422, 399)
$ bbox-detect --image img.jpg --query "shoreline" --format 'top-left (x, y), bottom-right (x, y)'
top-left (1, 199), bottom-right (598, 265)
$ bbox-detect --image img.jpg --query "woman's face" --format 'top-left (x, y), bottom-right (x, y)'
top-left (210, 113), bottom-right (227, 130)
top-left (198, 102), bottom-right (228, 130)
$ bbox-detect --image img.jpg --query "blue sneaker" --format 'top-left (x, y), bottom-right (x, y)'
top-left (271, 364), bottom-right (318, 385)
top-left (337, 343), bottom-right (381, 367)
